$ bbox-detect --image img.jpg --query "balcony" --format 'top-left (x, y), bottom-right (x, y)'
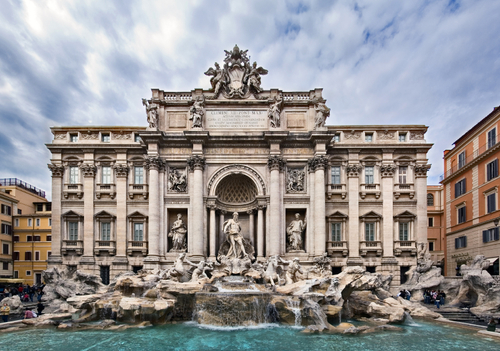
top-left (326, 241), bottom-right (348, 256)
top-left (62, 240), bottom-right (83, 255)
top-left (359, 184), bottom-right (381, 199)
top-left (127, 241), bottom-right (148, 255)
top-left (393, 183), bottom-right (415, 199)
top-left (96, 183), bottom-right (116, 199)
top-left (360, 241), bottom-right (382, 256)
top-left (94, 240), bottom-right (116, 256)
top-left (394, 240), bottom-right (417, 256)
top-left (128, 184), bottom-right (149, 200)
top-left (327, 184), bottom-right (347, 199)
top-left (63, 184), bottom-right (83, 199)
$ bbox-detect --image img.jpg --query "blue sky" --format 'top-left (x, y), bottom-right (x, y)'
top-left (1, 0), bottom-right (500, 200)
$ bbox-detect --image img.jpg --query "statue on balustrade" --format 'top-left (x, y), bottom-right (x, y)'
top-left (286, 213), bottom-right (306, 252)
top-left (168, 214), bottom-right (187, 252)
top-left (142, 98), bottom-right (158, 130)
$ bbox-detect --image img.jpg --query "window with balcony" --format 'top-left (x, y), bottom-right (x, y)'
top-left (458, 151), bottom-right (466, 169)
top-left (457, 206), bottom-right (466, 224)
top-left (487, 192), bottom-right (497, 214)
top-left (365, 223), bottom-right (375, 241)
top-left (455, 236), bottom-right (467, 249)
top-left (101, 222), bottom-right (111, 241)
top-left (331, 223), bottom-right (342, 241)
top-left (487, 159), bottom-right (498, 181)
top-left (398, 166), bottom-right (407, 184)
top-left (69, 221), bottom-right (79, 240)
top-left (102, 166), bottom-right (111, 184)
top-left (427, 193), bottom-right (434, 206)
top-left (331, 166), bottom-right (341, 185)
top-left (455, 179), bottom-right (466, 198)
top-left (134, 223), bottom-right (144, 241)
top-left (483, 228), bottom-right (499, 243)
top-left (365, 166), bottom-right (374, 184)
top-left (134, 166), bottom-right (144, 184)
top-left (69, 166), bottom-right (79, 184)
top-left (488, 128), bottom-right (497, 149)
top-left (399, 222), bottom-right (409, 241)
top-left (102, 133), bottom-right (110, 142)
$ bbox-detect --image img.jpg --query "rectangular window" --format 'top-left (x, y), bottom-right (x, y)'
top-left (13, 236), bottom-right (19, 242)
top-left (483, 228), bottom-right (500, 243)
top-left (70, 134), bottom-right (78, 142)
top-left (2, 262), bottom-right (7, 270)
top-left (1, 205), bottom-right (11, 216)
top-left (457, 206), bottom-right (466, 224)
top-left (487, 193), bottom-right (496, 213)
top-left (102, 133), bottom-right (110, 142)
top-left (28, 218), bottom-right (32, 227)
top-left (1, 224), bottom-right (12, 235)
top-left (13, 252), bottom-right (19, 260)
top-left (399, 166), bottom-right (407, 184)
top-left (487, 159), bottom-right (498, 181)
top-left (46, 203), bottom-right (51, 211)
top-left (365, 133), bottom-right (373, 142)
top-left (429, 242), bottom-right (434, 251)
top-left (36, 204), bottom-right (43, 212)
top-left (101, 222), bottom-right (111, 241)
top-left (133, 223), bottom-right (144, 241)
top-left (69, 166), bottom-right (79, 184)
top-left (365, 223), bottom-right (375, 241)
top-left (134, 166), bottom-right (144, 184)
top-left (26, 270), bottom-right (31, 276)
top-left (46, 235), bottom-right (51, 242)
top-left (36, 218), bottom-right (40, 226)
top-left (47, 251), bottom-right (51, 257)
top-left (14, 218), bottom-right (19, 227)
top-left (455, 179), bottom-right (466, 198)
top-left (331, 166), bottom-right (341, 184)
top-left (102, 166), bottom-right (111, 184)
top-left (135, 134), bottom-right (141, 143)
top-left (2, 244), bottom-right (9, 255)
top-left (333, 134), bottom-right (340, 142)
top-left (428, 217), bottom-right (434, 227)
top-left (455, 236), bottom-right (467, 249)
top-left (458, 151), bottom-right (466, 169)
top-left (365, 166), bottom-right (374, 184)
top-left (488, 128), bottom-right (497, 149)
top-left (17, 209), bottom-right (21, 215)
top-left (399, 222), bottom-right (409, 241)
top-left (49, 218), bottom-right (52, 227)
top-left (331, 223), bottom-right (341, 241)
top-left (35, 251), bottom-right (40, 261)
top-left (399, 133), bottom-right (407, 142)
top-left (27, 236), bottom-right (32, 242)
top-left (69, 222), bottom-right (79, 240)
top-left (14, 271), bottom-right (18, 278)
top-left (34, 236), bottom-right (40, 242)
top-left (24, 252), bottom-right (32, 261)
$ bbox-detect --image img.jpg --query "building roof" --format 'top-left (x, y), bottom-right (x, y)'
top-left (452, 106), bottom-right (500, 147)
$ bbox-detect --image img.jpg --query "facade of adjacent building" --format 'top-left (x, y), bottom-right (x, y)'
top-left (442, 106), bottom-right (500, 276)
top-left (46, 47), bottom-right (432, 287)
top-left (427, 185), bottom-right (445, 272)
top-left (0, 189), bottom-right (18, 278)
top-left (13, 202), bottom-right (52, 284)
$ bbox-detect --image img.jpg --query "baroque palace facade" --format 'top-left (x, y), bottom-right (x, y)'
top-left (46, 46), bottom-right (432, 285)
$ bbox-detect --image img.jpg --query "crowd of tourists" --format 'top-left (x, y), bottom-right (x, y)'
top-left (0, 283), bottom-right (45, 303)
top-left (396, 289), bottom-right (411, 300)
top-left (423, 289), bottom-right (446, 308)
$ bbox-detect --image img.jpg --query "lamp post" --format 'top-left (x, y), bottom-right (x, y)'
top-left (494, 218), bottom-right (500, 227)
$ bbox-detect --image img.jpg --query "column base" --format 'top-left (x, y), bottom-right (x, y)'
top-left (79, 256), bottom-right (95, 264)
top-left (113, 256), bottom-right (129, 265)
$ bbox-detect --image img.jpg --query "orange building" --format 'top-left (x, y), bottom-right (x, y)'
top-left (0, 190), bottom-right (18, 278)
top-left (442, 106), bottom-right (500, 276)
top-left (427, 185), bottom-right (445, 272)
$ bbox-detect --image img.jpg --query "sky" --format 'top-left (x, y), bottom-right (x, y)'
top-left (1, 0), bottom-right (499, 200)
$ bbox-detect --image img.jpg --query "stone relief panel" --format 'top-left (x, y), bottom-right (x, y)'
top-left (80, 132), bottom-right (99, 140)
top-left (410, 131), bottom-right (425, 140)
top-left (205, 148), bottom-right (269, 155)
top-left (344, 131), bottom-right (362, 140)
top-left (168, 113), bottom-right (188, 128)
top-left (377, 131), bottom-right (396, 140)
top-left (167, 167), bottom-right (187, 193)
top-left (54, 132), bottom-right (66, 140)
top-left (286, 113), bottom-right (306, 128)
top-left (112, 132), bottom-right (131, 140)
top-left (286, 167), bottom-right (306, 193)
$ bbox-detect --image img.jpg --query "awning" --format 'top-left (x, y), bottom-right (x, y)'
top-left (486, 257), bottom-right (499, 264)
top-left (0, 278), bottom-right (24, 284)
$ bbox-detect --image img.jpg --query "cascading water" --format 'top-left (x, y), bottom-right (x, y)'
top-left (403, 311), bottom-right (418, 326)
top-left (285, 299), bottom-right (302, 327)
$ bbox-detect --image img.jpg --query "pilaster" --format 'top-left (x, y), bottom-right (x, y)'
top-left (381, 163), bottom-right (396, 257)
top-left (347, 163), bottom-right (362, 257)
top-left (48, 163), bottom-right (64, 262)
top-left (81, 162), bottom-right (96, 263)
top-left (188, 155), bottom-right (206, 257)
top-left (267, 155), bottom-right (286, 256)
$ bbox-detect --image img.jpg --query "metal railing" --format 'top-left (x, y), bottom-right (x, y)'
top-left (0, 178), bottom-right (46, 198)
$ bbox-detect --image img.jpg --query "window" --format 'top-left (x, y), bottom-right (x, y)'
top-left (331, 166), bottom-right (341, 185)
top-left (35, 251), bottom-right (40, 261)
top-left (2, 244), bottom-right (9, 255)
top-left (26, 270), bottom-right (31, 276)
top-left (46, 203), bottom-right (51, 211)
top-left (49, 218), bottom-right (52, 227)
top-left (133, 223), bottom-right (144, 241)
top-left (69, 222), bottom-right (79, 240)
top-left (70, 134), bottom-right (78, 142)
top-left (333, 134), bottom-right (340, 142)
top-left (101, 222), bottom-right (111, 241)
top-left (1, 205), bottom-right (11, 216)
top-left (399, 133), bottom-right (407, 142)
top-left (13, 252), bottom-right (19, 260)
top-left (457, 206), bottom-right (466, 224)
top-left (427, 193), bottom-right (434, 206)
top-left (17, 209), bottom-right (22, 215)
top-left (102, 166), bottom-right (111, 184)
top-left (13, 236), bottom-right (19, 242)
top-left (365, 223), bottom-right (375, 241)
top-left (487, 192), bottom-right (496, 213)
top-left (455, 236), bottom-right (467, 249)
top-left (1, 224), bottom-right (12, 235)
top-left (47, 251), bottom-right (52, 257)
top-left (365, 166), bottom-right (374, 184)
top-left (36, 218), bottom-right (40, 226)
top-left (429, 242), bottom-right (434, 251)
top-left (25, 252), bottom-right (32, 261)
top-left (365, 133), bottom-right (373, 142)
top-left (36, 204), bottom-right (43, 212)
top-left (487, 160), bottom-right (498, 181)
top-left (428, 217), bottom-right (434, 227)
top-left (399, 222), bottom-right (409, 241)
top-left (483, 228), bottom-right (500, 243)
top-left (458, 151), bottom-right (466, 169)
top-left (102, 133), bottom-right (110, 142)
top-left (34, 236), bottom-right (40, 242)
top-left (455, 179), bottom-right (466, 198)
top-left (331, 223), bottom-right (341, 241)
top-left (14, 271), bottom-right (18, 278)
top-left (27, 235), bottom-right (32, 242)
top-left (69, 166), bottom-right (79, 184)
top-left (488, 128), bottom-right (497, 149)
top-left (14, 218), bottom-right (19, 227)
top-left (28, 218), bottom-right (32, 227)
top-left (46, 235), bottom-right (52, 242)
top-left (134, 166), bottom-right (144, 184)
top-left (134, 134), bottom-right (141, 143)
top-left (398, 166), bottom-right (407, 184)
top-left (2, 262), bottom-right (8, 271)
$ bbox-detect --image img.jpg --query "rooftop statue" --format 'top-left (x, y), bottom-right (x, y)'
top-left (142, 98), bottom-right (158, 130)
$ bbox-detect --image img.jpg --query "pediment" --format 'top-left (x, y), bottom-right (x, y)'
top-left (62, 210), bottom-right (83, 218)
top-left (394, 210), bottom-right (416, 220)
top-left (360, 211), bottom-right (382, 219)
top-left (128, 211), bottom-right (147, 219)
top-left (328, 211), bottom-right (348, 219)
top-left (94, 210), bottom-right (116, 219)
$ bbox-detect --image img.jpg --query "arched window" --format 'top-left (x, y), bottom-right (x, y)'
top-left (427, 193), bottom-right (434, 206)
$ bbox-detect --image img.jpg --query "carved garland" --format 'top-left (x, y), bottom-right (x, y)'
top-left (207, 164), bottom-right (266, 196)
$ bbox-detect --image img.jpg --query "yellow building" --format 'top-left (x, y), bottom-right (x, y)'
top-left (0, 178), bottom-right (48, 284)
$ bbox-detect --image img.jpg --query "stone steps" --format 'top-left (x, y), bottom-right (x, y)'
top-left (428, 306), bottom-right (484, 323)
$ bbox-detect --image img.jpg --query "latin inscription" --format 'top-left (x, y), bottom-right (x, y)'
top-left (206, 110), bottom-right (267, 129)
top-left (169, 113), bottom-right (187, 128)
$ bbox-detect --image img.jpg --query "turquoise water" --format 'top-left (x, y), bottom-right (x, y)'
top-left (1, 320), bottom-right (498, 351)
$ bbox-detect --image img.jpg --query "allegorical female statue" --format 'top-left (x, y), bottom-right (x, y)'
top-left (168, 213), bottom-right (187, 252)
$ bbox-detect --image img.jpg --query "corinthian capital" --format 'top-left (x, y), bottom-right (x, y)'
top-left (346, 164), bottom-right (362, 177)
top-left (48, 163), bottom-right (64, 177)
top-left (80, 163), bottom-right (97, 177)
top-left (187, 155), bottom-right (206, 171)
top-left (380, 164), bottom-right (397, 178)
top-left (146, 157), bottom-right (165, 171)
top-left (414, 164), bottom-right (431, 177)
top-left (308, 156), bottom-right (329, 171)
top-left (267, 155), bottom-right (286, 171)
top-left (114, 164), bottom-right (130, 178)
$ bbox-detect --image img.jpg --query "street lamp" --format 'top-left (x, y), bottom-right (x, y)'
top-left (494, 218), bottom-right (500, 227)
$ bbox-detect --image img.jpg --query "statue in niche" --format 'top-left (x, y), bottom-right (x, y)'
top-left (279, 257), bottom-right (305, 285)
top-left (268, 96), bottom-right (283, 128)
top-left (286, 168), bottom-right (305, 193)
top-left (314, 100), bottom-right (330, 130)
top-left (168, 214), bottom-right (187, 252)
top-left (168, 168), bottom-right (187, 192)
top-left (244, 61), bottom-right (268, 94)
top-left (189, 95), bottom-right (205, 128)
top-left (223, 212), bottom-right (248, 259)
top-left (142, 98), bottom-right (158, 130)
top-left (286, 213), bottom-right (306, 252)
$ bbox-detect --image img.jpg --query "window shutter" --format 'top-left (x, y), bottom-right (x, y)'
top-left (483, 230), bottom-right (489, 243)
top-left (455, 183), bottom-right (459, 197)
top-left (455, 238), bottom-right (459, 249)
top-left (495, 228), bottom-right (500, 241)
top-left (463, 236), bottom-right (467, 247)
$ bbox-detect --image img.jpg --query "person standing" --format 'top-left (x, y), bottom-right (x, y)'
top-left (487, 318), bottom-right (497, 332)
top-left (1, 303), bottom-right (10, 322)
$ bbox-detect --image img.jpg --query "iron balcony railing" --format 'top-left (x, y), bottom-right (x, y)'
top-left (0, 178), bottom-right (46, 198)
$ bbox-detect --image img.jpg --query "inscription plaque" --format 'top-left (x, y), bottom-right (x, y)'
top-left (169, 113), bottom-right (187, 128)
top-left (205, 110), bottom-right (267, 129)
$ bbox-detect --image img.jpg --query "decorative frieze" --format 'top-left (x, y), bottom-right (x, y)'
top-left (344, 131), bottom-right (361, 140)
top-left (112, 132), bottom-right (132, 140)
top-left (113, 164), bottom-right (130, 178)
top-left (377, 131), bottom-right (395, 140)
top-left (81, 132), bottom-right (99, 140)
top-left (187, 155), bottom-right (206, 171)
top-left (48, 163), bottom-right (64, 177)
top-left (380, 164), bottom-right (397, 177)
top-left (346, 164), bottom-right (362, 177)
top-left (80, 164), bottom-right (97, 177)
top-left (410, 131), bottom-right (425, 140)
top-left (414, 164), bottom-right (431, 177)
top-left (267, 155), bottom-right (286, 171)
top-left (54, 132), bottom-right (66, 140)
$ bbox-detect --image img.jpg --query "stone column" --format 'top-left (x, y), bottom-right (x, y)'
top-left (267, 156), bottom-right (285, 256)
top-left (114, 164), bottom-right (129, 259)
top-left (209, 204), bottom-right (216, 259)
top-left (347, 164), bottom-right (362, 257)
top-left (309, 156), bottom-right (328, 256)
top-left (415, 164), bottom-right (431, 244)
top-left (219, 210), bottom-right (226, 253)
top-left (80, 162), bottom-right (96, 266)
top-left (248, 209), bottom-right (255, 248)
top-left (159, 167), bottom-right (165, 257)
top-left (47, 164), bottom-right (64, 264)
top-left (308, 166), bottom-right (315, 254)
top-left (257, 205), bottom-right (265, 258)
top-left (188, 155), bottom-right (206, 257)
top-left (381, 163), bottom-right (396, 257)
top-left (145, 157), bottom-right (163, 260)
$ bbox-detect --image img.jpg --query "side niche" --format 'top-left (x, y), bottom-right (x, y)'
top-left (285, 210), bottom-right (307, 253)
top-left (167, 210), bottom-right (188, 253)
